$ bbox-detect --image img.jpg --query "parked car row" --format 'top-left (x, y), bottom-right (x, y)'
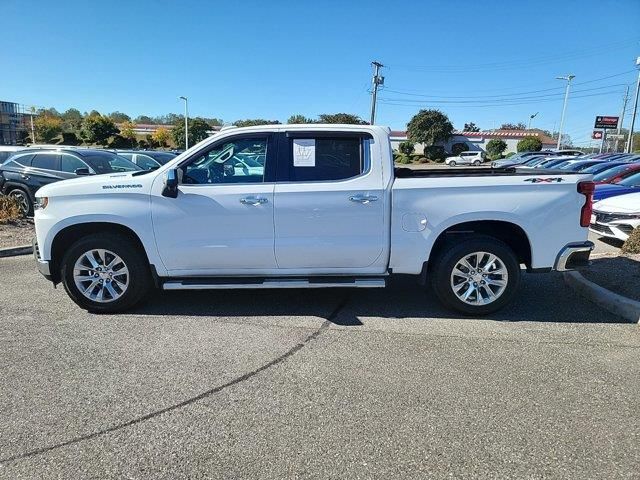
top-left (497, 150), bottom-right (640, 242)
top-left (0, 146), bottom-right (177, 215)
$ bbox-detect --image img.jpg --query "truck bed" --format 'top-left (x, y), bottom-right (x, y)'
top-left (393, 166), bottom-right (583, 178)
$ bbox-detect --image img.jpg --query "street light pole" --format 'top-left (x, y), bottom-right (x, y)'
top-left (179, 96), bottom-right (189, 150)
top-left (528, 112), bottom-right (538, 130)
top-left (556, 75), bottom-right (575, 150)
top-left (626, 57), bottom-right (640, 153)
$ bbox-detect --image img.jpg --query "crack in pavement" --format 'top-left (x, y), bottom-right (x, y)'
top-left (0, 296), bottom-right (351, 464)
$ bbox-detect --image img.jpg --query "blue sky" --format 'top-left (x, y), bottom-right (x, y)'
top-left (3, 0), bottom-right (640, 146)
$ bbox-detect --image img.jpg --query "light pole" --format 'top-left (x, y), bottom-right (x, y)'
top-left (556, 75), bottom-right (575, 149)
top-left (179, 96), bottom-right (189, 150)
top-left (528, 112), bottom-right (538, 130)
top-left (626, 57), bottom-right (640, 153)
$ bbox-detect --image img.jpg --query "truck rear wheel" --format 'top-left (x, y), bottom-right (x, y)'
top-left (429, 235), bottom-right (520, 315)
top-left (60, 233), bottom-right (152, 313)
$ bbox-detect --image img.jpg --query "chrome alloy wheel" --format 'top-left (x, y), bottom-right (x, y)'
top-left (73, 249), bottom-right (129, 303)
top-left (450, 251), bottom-right (508, 306)
top-left (9, 190), bottom-right (29, 215)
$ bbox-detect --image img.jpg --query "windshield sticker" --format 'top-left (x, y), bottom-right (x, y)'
top-left (524, 178), bottom-right (563, 183)
top-left (293, 139), bottom-right (315, 167)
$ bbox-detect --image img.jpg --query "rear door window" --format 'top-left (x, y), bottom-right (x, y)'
top-left (8, 153), bottom-right (35, 166)
top-left (31, 152), bottom-right (59, 170)
top-left (286, 137), bottom-right (364, 182)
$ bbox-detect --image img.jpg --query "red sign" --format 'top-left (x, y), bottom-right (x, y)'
top-left (592, 130), bottom-right (603, 140)
top-left (594, 116), bottom-right (619, 129)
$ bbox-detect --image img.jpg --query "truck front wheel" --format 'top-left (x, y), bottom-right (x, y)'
top-left (60, 233), bottom-right (152, 313)
top-left (429, 235), bottom-right (520, 315)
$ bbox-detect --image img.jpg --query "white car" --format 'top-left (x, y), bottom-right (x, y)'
top-left (445, 151), bottom-right (483, 166)
top-left (590, 192), bottom-right (640, 241)
top-left (33, 124), bottom-right (594, 316)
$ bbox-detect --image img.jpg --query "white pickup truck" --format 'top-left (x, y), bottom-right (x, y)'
top-left (33, 125), bottom-right (595, 315)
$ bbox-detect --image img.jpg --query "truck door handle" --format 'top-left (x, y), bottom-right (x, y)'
top-left (349, 194), bottom-right (378, 204)
top-left (240, 196), bottom-right (268, 206)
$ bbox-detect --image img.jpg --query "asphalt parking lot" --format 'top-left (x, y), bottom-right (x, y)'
top-left (1, 255), bottom-right (639, 479)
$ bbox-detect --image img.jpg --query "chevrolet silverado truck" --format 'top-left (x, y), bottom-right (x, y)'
top-left (32, 125), bottom-right (595, 315)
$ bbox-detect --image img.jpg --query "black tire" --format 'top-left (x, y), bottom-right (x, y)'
top-left (8, 188), bottom-right (33, 216)
top-left (449, 160), bottom-right (457, 167)
top-left (473, 160), bottom-right (482, 166)
top-left (429, 235), bottom-right (520, 315)
top-left (60, 233), bottom-right (152, 313)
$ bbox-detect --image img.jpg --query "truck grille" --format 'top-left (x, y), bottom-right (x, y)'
top-left (590, 223), bottom-right (613, 235)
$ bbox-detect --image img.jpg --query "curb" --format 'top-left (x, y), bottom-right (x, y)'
top-left (563, 271), bottom-right (640, 324)
top-left (0, 245), bottom-right (33, 258)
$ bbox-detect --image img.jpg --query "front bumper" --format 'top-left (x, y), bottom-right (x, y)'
top-left (554, 241), bottom-right (594, 272)
top-left (33, 238), bottom-right (52, 280)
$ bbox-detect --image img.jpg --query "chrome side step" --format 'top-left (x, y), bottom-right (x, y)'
top-left (162, 277), bottom-right (386, 290)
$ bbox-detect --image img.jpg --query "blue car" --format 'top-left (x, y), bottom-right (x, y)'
top-left (593, 171), bottom-right (640, 201)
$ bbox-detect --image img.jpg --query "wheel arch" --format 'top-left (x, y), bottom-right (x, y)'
top-left (427, 220), bottom-right (532, 272)
top-left (49, 222), bottom-right (150, 284)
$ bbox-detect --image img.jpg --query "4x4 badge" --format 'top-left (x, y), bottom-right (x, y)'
top-left (524, 178), bottom-right (564, 183)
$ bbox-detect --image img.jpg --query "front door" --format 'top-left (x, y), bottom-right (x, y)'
top-left (151, 134), bottom-right (277, 274)
top-left (273, 132), bottom-right (387, 271)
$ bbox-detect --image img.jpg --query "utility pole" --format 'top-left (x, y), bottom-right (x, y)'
top-left (527, 112), bottom-right (538, 130)
top-left (626, 57), bottom-right (640, 153)
top-left (369, 61), bottom-right (384, 125)
top-left (179, 96), bottom-right (189, 150)
top-left (614, 86), bottom-right (630, 152)
top-left (29, 106), bottom-right (36, 144)
top-left (556, 75), bottom-right (575, 150)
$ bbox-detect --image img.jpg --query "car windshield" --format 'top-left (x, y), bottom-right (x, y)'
top-left (582, 162), bottom-right (621, 174)
top-left (149, 152), bottom-right (177, 164)
top-left (592, 164), bottom-right (636, 182)
top-left (83, 153), bottom-right (142, 174)
top-left (617, 171), bottom-right (640, 187)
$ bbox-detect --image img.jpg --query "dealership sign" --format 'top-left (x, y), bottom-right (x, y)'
top-left (594, 116), bottom-right (619, 129)
top-left (592, 131), bottom-right (603, 140)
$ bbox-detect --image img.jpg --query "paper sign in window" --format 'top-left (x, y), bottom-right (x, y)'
top-left (293, 139), bottom-right (315, 167)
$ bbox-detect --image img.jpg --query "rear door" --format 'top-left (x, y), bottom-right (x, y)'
top-left (24, 152), bottom-right (68, 194)
top-left (273, 131), bottom-right (387, 271)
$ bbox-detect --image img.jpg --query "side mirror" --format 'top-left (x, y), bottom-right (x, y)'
top-left (75, 167), bottom-right (91, 176)
top-left (162, 169), bottom-right (179, 198)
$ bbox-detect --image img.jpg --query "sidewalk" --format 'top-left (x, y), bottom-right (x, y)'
top-left (563, 233), bottom-right (640, 323)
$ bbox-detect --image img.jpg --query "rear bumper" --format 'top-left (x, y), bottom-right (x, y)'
top-left (33, 237), bottom-right (52, 280)
top-left (554, 241), bottom-right (594, 271)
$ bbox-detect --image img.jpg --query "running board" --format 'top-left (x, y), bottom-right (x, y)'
top-left (162, 277), bottom-right (386, 290)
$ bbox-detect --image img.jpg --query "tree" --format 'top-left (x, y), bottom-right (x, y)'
top-left (317, 113), bottom-right (367, 124)
top-left (203, 117), bottom-right (223, 127)
top-left (486, 139), bottom-right (507, 159)
top-left (81, 115), bottom-right (119, 146)
top-left (500, 122), bottom-right (526, 130)
top-left (463, 122), bottom-right (480, 132)
top-left (398, 141), bottom-right (415, 155)
top-left (134, 115), bottom-right (156, 124)
top-left (152, 127), bottom-right (171, 147)
top-left (287, 114), bottom-right (314, 124)
top-left (172, 117), bottom-right (212, 149)
top-left (451, 142), bottom-right (469, 155)
top-left (550, 131), bottom-right (573, 148)
top-left (407, 109), bottom-right (454, 146)
top-left (34, 114), bottom-right (63, 143)
top-left (61, 108), bottom-right (83, 133)
top-left (233, 119), bottom-right (281, 127)
top-left (119, 121), bottom-right (137, 142)
top-left (108, 111), bottom-right (131, 123)
top-left (517, 136), bottom-right (542, 152)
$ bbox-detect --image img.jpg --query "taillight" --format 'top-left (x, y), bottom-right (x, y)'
top-left (578, 181), bottom-right (595, 227)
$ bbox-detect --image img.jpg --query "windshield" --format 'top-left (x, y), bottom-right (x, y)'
top-left (617, 171), bottom-right (640, 188)
top-left (83, 153), bottom-right (142, 174)
top-left (592, 164), bottom-right (636, 182)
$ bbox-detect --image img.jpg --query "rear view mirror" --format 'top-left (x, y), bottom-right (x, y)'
top-left (162, 169), bottom-right (179, 198)
top-left (75, 167), bottom-right (90, 176)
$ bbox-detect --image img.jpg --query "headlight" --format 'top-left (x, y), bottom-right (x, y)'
top-left (34, 197), bottom-right (48, 210)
